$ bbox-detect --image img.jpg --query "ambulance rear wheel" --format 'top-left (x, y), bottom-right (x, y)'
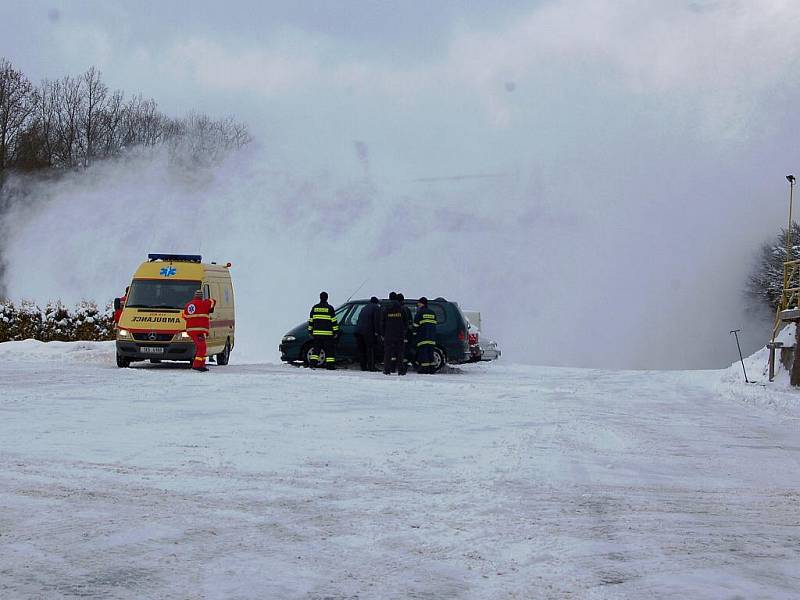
top-left (116, 353), bottom-right (131, 368)
top-left (216, 338), bottom-right (231, 366)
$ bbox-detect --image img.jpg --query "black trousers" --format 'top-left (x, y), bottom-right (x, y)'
top-left (383, 338), bottom-right (406, 374)
top-left (311, 337), bottom-right (336, 367)
top-left (356, 333), bottom-right (376, 371)
top-left (416, 344), bottom-right (435, 373)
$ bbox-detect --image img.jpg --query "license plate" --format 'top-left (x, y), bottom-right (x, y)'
top-left (140, 346), bottom-right (164, 354)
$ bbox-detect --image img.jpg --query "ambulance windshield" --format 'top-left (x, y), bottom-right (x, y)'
top-left (126, 279), bottom-right (202, 309)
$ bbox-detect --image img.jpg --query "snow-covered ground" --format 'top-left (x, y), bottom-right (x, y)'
top-left (1, 341), bottom-right (799, 599)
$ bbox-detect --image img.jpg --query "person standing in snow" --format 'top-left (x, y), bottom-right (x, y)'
top-left (382, 293), bottom-right (408, 375)
top-left (396, 293), bottom-right (414, 373)
top-left (413, 297), bottom-right (438, 374)
top-left (183, 290), bottom-right (216, 372)
top-left (308, 291), bottom-right (339, 370)
top-left (355, 296), bottom-right (381, 371)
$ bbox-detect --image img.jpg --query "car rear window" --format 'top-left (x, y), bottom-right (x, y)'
top-left (408, 303), bottom-right (447, 323)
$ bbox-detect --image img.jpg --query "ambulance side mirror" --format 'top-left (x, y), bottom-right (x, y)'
top-left (114, 298), bottom-right (121, 310)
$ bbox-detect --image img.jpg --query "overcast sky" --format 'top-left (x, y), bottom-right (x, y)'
top-left (3, 1), bottom-right (800, 368)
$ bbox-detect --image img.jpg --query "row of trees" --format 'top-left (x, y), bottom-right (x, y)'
top-left (0, 299), bottom-right (115, 343)
top-left (0, 57), bottom-right (250, 178)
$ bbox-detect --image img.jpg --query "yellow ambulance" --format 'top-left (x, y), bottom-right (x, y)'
top-left (115, 254), bottom-right (235, 368)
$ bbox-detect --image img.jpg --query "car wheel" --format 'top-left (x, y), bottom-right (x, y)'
top-left (217, 338), bottom-right (231, 366)
top-left (303, 343), bottom-right (324, 367)
top-left (432, 347), bottom-right (446, 373)
top-left (116, 352), bottom-right (131, 368)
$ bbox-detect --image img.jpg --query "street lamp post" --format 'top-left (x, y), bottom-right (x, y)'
top-left (782, 175), bottom-right (800, 385)
top-left (769, 175), bottom-right (797, 381)
top-left (787, 175), bottom-right (795, 263)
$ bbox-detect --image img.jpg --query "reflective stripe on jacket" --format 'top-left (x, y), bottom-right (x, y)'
top-left (413, 307), bottom-right (437, 346)
top-left (183, 298), bottom-right (215, 334)
top-left (308, 302), bottom-right (339, 337)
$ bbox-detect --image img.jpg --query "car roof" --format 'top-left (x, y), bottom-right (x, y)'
top-left (349, 297), bottom-right (449, 304)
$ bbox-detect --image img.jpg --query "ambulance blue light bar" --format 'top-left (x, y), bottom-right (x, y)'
top-left (147, 253), bottom-right (202, 263)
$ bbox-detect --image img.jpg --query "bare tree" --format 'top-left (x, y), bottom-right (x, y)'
top-left (0, 58), bottom-right (39, 174)
top-left (139, 98), bottom-right (164, 147)
top-left (54, 75), bottom-right (84, 167)
top-left (0, 57), bottom-right (251, 174)
top-left (164, 111), bottom-right (252, 166)
top-left (120, 95), bottom-right (164, 148)
top-left (36, 79), bottom-right (59, 167)
top-left (100, 89), bottom-right (125, 157)
top-left (81, 67), bottom-right (108, 166)
top-left (227, 118), bottom-right (252, 149)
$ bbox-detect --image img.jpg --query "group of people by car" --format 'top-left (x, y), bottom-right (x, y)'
top-left (307, 291), bottom-right (438, 375)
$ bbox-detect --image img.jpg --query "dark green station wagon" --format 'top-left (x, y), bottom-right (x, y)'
top-left (279, 298), bottom-right (471, 372)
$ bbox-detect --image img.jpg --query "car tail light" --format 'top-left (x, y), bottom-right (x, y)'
top-left (458, 328), bottom-right (466, 342)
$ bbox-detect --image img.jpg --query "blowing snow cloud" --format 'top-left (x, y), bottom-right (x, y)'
top-left (2, 0), bottom-right (800, 368)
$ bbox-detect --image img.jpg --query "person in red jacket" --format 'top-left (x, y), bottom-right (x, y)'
top-left (113, 287), bottom-right (129, 326)
top-left (183, 290), bottom-right (216, 372)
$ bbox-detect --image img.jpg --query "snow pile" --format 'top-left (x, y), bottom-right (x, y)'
top-left (0, 339), bottom-right (115, 364)
top-left (716, 324), bottom-right (800, 418)
top-left (0, 338), bottom-right (281, 368)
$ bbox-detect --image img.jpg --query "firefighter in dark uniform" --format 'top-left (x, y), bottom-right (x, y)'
top-left (308, 291), bottom-right (339, 370)
top-left (355, 296), bottom-right (381, 371)
top-left (382, 293), bottom-right (408, 375)
top-left (396, 293), bottom-right (414, 373)
top-left (413, 297), bottom-right (438, 374)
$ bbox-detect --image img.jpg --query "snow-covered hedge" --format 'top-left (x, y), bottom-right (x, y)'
top-left (42, 301), bottom-right (74, 341)
top-left (0, 300), bottom-right (115, 343)
top-left (0, 300), bottom-right (17, 342)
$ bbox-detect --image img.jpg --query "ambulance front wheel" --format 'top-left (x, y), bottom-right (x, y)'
top-left (116, 352), bottom-right (131, 368)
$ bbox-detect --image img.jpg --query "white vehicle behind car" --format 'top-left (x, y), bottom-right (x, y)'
top-left (463, 311), bottom-right (501, 362)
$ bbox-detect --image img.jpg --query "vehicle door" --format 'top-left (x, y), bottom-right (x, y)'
top-left (202, 282), bottom-right (217, 347)
top-left (209, 281), bottom-right (224, 348)
top-left (218, 279), bottom-right (235, 342)
top-left (429, 302), bottom-right (449, 346)
top-left (334, 303), bottom-right (358, 359)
